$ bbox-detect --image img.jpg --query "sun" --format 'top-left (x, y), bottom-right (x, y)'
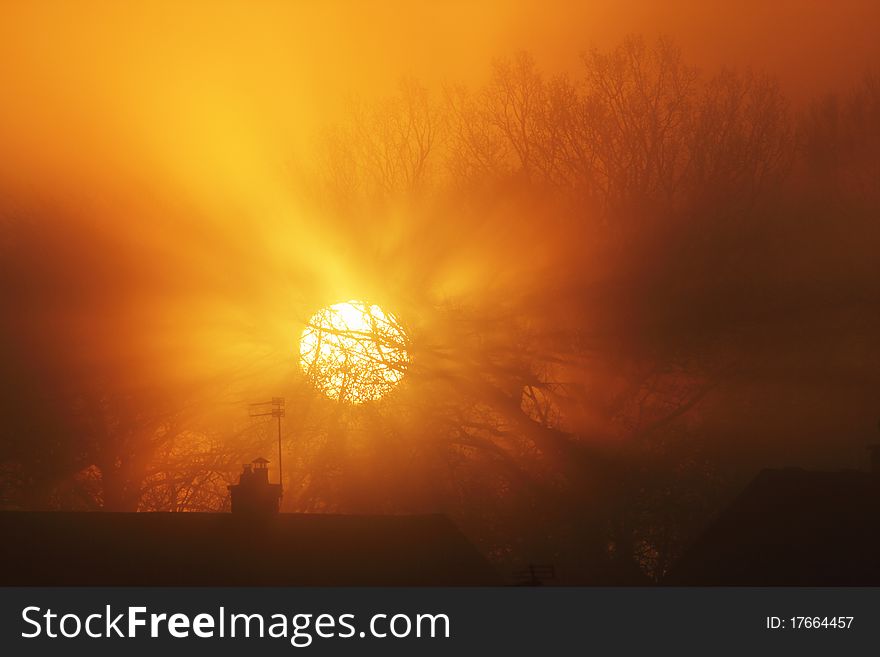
top-left (299, 300), bottom-right (409, 404)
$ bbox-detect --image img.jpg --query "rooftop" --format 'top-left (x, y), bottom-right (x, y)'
top-left (666, 468), bottom-right (880, 585)
top-left (0, 511), bottom-right (501, 586)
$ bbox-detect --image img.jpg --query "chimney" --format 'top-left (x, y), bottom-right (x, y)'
top-left (227, 457), bottom-right (282, 513)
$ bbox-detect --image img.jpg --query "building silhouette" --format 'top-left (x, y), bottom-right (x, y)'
top-left (227, 457), bottom-right (282, 513)
top-left (0, 511), bottom-right (500, 585)
top-left (666, 460), bottom-right (880, 585)
top-left (0, 457), bottom-right (504, 585)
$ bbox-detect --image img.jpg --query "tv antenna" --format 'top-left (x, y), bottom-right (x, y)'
top-left (249, 397), bottom-right (285, 493)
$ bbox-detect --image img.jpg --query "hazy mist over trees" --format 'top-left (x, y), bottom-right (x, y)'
top-left (1, 30), bottom-right (879, 581)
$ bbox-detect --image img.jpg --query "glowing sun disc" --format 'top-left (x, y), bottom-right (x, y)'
top-left (299, 300), bottom-right (409, 403)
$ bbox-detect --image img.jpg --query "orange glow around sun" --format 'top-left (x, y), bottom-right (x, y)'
top-left (299, 301), bottom-right (409, 404)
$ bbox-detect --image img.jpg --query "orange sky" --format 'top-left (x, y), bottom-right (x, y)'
top-left (2, 0), bottom-right (878, 193)
top-left (1, 0), bottom-right (878, 391)
top-left (1, 0), bottom-right (879, 511)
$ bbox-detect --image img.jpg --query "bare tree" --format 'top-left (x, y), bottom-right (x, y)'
top-left (315, 79), bottom-right (442, 202)
top-left (802, 70), bottom-right (880, 205)
top-left (689, 69), bottom-right (792, 210)
top-left (579, 36), bottom-right (698, 214)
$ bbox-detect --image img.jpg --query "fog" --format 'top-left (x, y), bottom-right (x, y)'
top-left (1, 1), bottom-right (879, 581)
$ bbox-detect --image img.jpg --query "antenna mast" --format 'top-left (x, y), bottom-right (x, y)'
top-left (249, 397), bottom-right (286, 494)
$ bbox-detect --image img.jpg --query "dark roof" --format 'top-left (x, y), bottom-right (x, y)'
top-left (0, 512), bottom-right (500, 586)
top-left (665, 468), bottom-right (880, 585)
top-left (252, 457), bottom-right (270, 464)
